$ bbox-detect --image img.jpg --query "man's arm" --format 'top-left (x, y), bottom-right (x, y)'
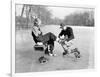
top-left (58, 30), bottom-right (64, 38)
top-left (67, 27), bottom-right (74, 41)
top-left (67, 35), bottom-right (74, 41)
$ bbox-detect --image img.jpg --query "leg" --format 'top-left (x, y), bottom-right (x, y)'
top-left (44, 43), bottom-right (54, 56)
top-left (47, 39), bottom-right (54, 53)
top-left (44, 47), bottom-right (49, 55)
top-left (47, 39), bottom-right (57, 56)
top-left (40, 32), bottom-right (56, 43)
top-left (37, 32), bottom-right (56, 55)
top-left (61, 40), bottom-right (74, 56)
top-left (61, 44), bottom-right (69, 56)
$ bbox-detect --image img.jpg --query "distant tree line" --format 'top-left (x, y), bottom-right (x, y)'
top-left (15, 5), bottom-right (94, 29)
top-left (63, 11), bottom-right (94, 26)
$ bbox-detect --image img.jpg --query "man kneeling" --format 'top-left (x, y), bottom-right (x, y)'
top-left (58, 23), bottom-right (80, 58)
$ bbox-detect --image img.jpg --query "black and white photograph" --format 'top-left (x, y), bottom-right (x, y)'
top-left (15, 3), bottom-right (94, 73)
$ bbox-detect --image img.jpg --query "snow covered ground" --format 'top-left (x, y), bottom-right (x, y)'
top-left (15, 25), bottom-right (94, 73)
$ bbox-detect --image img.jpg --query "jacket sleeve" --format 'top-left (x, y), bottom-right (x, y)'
top-left (67, 27), bottom-right (74, 41)
top-left (32, 27), bottom-right (42, 37)
top-left (58, 30), bottom-right (63, 38)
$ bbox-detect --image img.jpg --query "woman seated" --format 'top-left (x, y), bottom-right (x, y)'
top-left (31, 16), bottom-right (56, 56)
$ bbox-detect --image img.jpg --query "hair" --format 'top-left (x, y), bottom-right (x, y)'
top-left (60, 23), bottom-right (65, 26)
top-left (33, 18), bottom-right (39, 26)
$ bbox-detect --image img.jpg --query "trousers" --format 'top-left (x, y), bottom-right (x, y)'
top-left (37, 32), bottom-right (57, 44)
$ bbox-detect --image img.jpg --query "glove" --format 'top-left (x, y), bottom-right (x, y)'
top-left (56, 37), bottom-right (60, 42)
top-left (60, 35), bottom-right (64, 39)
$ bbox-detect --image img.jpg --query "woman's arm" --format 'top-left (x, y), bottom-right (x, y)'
top-left (32, 26), bottom-right (41, 37)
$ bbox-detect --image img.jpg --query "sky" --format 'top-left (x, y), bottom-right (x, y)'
top-left (16, 5), bottom-right (23, 16)
top-left (16, 4), bottom-right (93, 19)
top-left (47, 7), bottom-right (93, 19)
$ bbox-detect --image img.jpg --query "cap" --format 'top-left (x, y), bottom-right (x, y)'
top-left (60, 23), bottom-right (65, 28)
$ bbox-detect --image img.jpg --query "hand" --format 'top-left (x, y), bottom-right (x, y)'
top-left (56, 37), bottom-right (60, 42)
top-left (60, 35), bottom-right (64, 39)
